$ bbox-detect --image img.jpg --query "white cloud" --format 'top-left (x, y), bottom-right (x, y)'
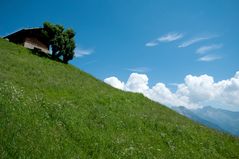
top-left (126, 67), bottom-right (150, 73)
top-left (104, 76), bottom-right (125, 90)
top-left (82, 60), bottom-right (96, 65)
top-left (104, 71), bottom-right (239, 111)
top-left (196, 44), bottom-right (223, 54)
top-left (146, 32), bottom-right (183, 47)
top-left (177, 72), bottom-right (239, 110)
top-left (147, 83), bottom-right (196, 108)
top-left (158, 32), bottom-right (183, 42)
top-left (74, 47), bottom-right (94, 57)
top-left (178, 35), bottom-right (217, 48)
top-left (145, 40), bottom-right (159, 47)
top-left (198, 54), bottom-right (222, 62)
top-left (178, 74), bottom-right (216, 103)
top-left (125, 73), bottom-right (149, 93)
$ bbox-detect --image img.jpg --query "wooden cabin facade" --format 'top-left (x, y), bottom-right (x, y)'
top-left (4, 28), bottom-right (49, 54)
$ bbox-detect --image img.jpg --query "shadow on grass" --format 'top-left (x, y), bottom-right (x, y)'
top-left (31, 48), bottom-right (64, 63)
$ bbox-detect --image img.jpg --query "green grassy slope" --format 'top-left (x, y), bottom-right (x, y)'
top-left (0, 38), bottom-right (239, 159)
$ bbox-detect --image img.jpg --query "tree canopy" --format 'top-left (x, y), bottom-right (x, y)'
top-left (42, 22), bottom-right (76, 64)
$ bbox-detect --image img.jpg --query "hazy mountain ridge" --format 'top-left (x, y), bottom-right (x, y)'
top-left (172, 106), bottom-right (239, 136)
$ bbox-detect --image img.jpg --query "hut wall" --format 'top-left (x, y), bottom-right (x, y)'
top-left (24, 37), bottom-right (49, 53)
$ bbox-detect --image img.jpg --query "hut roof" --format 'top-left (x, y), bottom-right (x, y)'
top-left (4, 28), bottom-right (48, 45)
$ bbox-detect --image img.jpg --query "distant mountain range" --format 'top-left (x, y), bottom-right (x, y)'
top-left (172, 106), bottom-right (239, 136)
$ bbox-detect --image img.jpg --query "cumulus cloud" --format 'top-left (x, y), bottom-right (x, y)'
top-left (125, 73), bottom-right (149, 93)
top-left (198, 54), bottom-right (222, 62)
top-left (145, 32), bottom-right (183, 47)
top-left (74, 47), bottom-right (94, 57)
top-left (196, 44), bottom-right (223, 54)
top-left (104, 76), bottom-right (125, 90)
top-left (178, 35), bottom-right (217, 48)
top-left (104, 72), bottom-right (239, 111)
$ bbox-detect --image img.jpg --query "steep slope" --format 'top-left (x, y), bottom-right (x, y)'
top-left (0, 38), bottom-right (239, 159)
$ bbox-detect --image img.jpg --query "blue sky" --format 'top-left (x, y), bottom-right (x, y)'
top-left (1, 0), bottom-right (239, 110)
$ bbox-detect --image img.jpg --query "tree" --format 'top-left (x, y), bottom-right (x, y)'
top-left (42, 22), bottom-right (76, 64)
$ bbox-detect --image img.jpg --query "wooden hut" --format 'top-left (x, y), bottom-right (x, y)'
top-left (4, 28), bottom-right (49, 54)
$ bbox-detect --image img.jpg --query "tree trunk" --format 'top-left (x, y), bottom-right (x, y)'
top-left (51, 48), bottom-right (57, 59)
top-left (63, 56), bottom-right (68, 64)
